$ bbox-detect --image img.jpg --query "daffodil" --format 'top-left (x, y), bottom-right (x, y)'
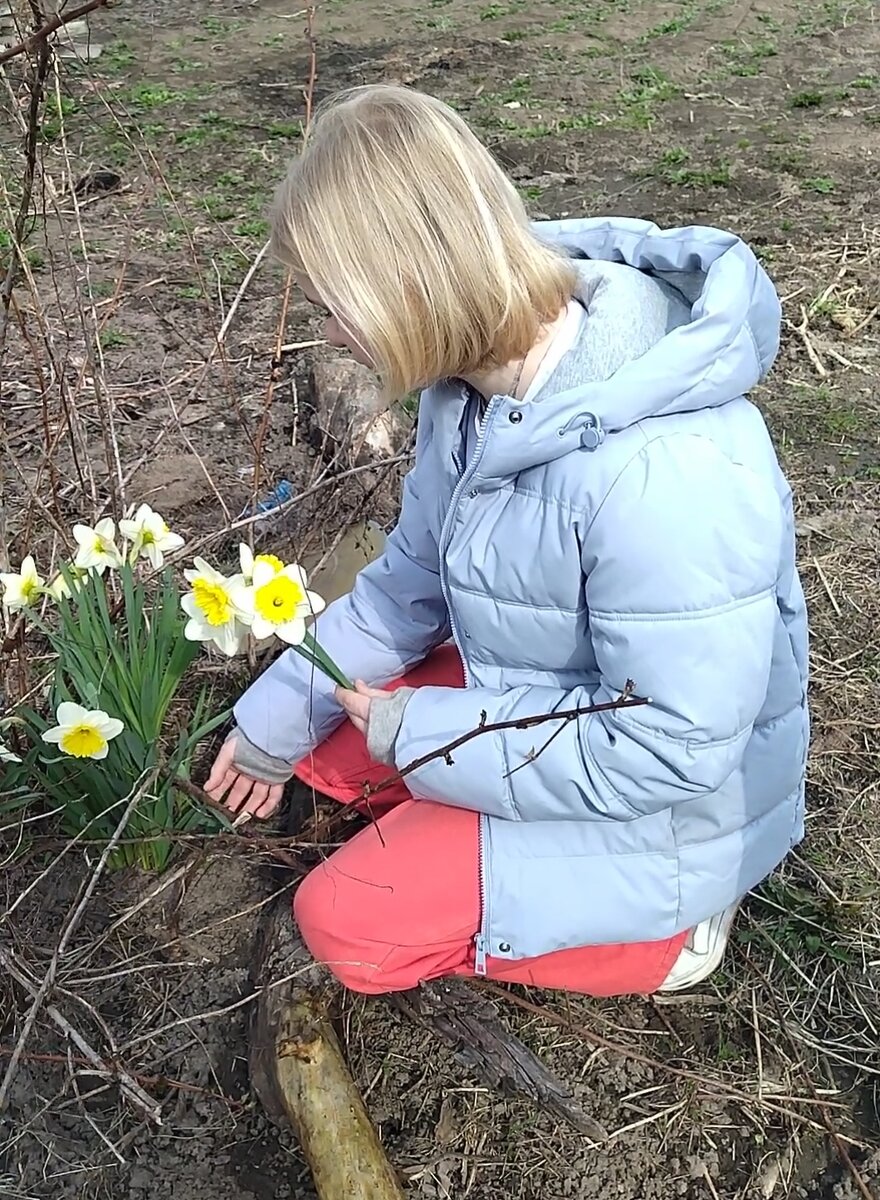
top-left (0, 556), bottom-right (44, 611)
top-left (73, 518), bottom-right (123, 574)
top-left (181, 558), bottom-right (251, 656)
top-left (238, 543), bottom-right (285, 586)
top-left (41, 702), bottom-right (124, 760)
top-left (119, 504), bottom-right (185, 570)
top-left (0, 740), bottom-right (22, 764)
top-left (237, 560), bottom-right (326, 645)
top-left (45, 565), bottom-right (88, 603)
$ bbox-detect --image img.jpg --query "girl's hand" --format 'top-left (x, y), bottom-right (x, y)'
top-left (335, 680), bottom-right (391, 735)
top-left (204, 737), bottom-right (284, 819)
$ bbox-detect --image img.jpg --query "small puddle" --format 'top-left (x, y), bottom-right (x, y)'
top-left (304, 520), bottom-right (386, 606)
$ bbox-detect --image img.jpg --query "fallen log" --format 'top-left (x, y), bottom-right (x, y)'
top-left (249, 786), bottom-right (606, 1194)
top-left (249, 895), bottom-right (405, 1200)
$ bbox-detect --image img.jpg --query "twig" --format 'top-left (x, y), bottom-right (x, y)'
top-left (280, 339), bottom-right (325, 353)
top-left (0, 945), bottom-right (162, 1123)
top-left (0, 1045), bottom-right (245, 1110)
top-left (251, 272), bottom-right (293, 515)
top-left (0, 783), bottom-right (146, 1111)
top-left (0, 9), bottom-right (51, 353)
top-left (479, 983), bottom-right (861, 1141)
top-left (246, 6), bottom-right (316, 530)
top-left (701, 1164), bottom-right (722, 1200)
top-left (0, 2), bottom-right (51, 584)
top-left (214, 239), bottom-right (270, 349)
top-left (302, 5), bottom-right (318, 129)
top-left (363, 689), bottom-right (649, 801)
top-left (812, 556), bottom-right (842, 617)
top-left (792, 306), bottom-right (827, 377)
top-left (120, 968), bottom-right (320, 1053)
top-left (182, 453), bottom-right (415, 553)
top-left (739, 938), bottom-right (875, 1200)
top-left (0, 0), bottom-right (110, 66)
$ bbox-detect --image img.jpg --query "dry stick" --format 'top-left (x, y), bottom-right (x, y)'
top-left (303, 5), bottom-right (318, 128)
top-left (10, 277), bottom-right (93, 502)
top-left (362, 688), bottom-right (649, 800)
top-left (54, 68), bottom-right (126, 514)
top-left (247, 3), bottom-right (317, 518)
top-left (214, 239), bottom-right (270, 349)
top-left (0, 28), bottom-right (48, 575)
top-left (0, 10), bottom-right (50, 351)
top-left (739, 939), bottom-right (875, 1200)
top-left (0, 0), bottom-right (110, 66)
top-left (250, 272), bottom-right (293, 518)
top-left (479, 983), bottom-right (861, 1142)
top-left (181, 452), bottom-right (415, 556)
top-left (0, 1045), bottom-right (245, 1110)
top-left (0, 946), bottom-right (162, 1124)
top-left (0, 783), bottom-right (145, 1113)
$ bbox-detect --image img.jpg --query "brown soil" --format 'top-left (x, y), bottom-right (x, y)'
top-left (1, 0), bottom-right (879, 1198)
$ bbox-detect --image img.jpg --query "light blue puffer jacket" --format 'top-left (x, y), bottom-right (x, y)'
top-left (235, 218), bottom-right (809, 972)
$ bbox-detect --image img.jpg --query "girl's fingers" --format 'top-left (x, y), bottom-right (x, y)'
top-left (256, 784), bottom-right (284, 820)
top-left (243, 781), bottom-right (270, 817)
top-left (205, 739), bottom-right (235, 791)
top-left (225, 774), bottom-right (254, 813)
top-left (355, 680), bottom-right (387, 700)
top-left (205, 767), bottom-right (236, 802)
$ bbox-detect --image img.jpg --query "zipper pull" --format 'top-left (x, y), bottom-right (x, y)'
top-left (474, 935), bottom-right (489, 976)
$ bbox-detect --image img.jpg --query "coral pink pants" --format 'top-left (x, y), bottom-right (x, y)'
top-left (293, 646), bottom-right (687, 996)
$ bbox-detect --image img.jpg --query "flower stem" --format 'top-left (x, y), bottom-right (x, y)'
top-left (296, 634), bottom-right (353, 690)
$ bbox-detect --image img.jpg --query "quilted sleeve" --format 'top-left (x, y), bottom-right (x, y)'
top-left (391, 433), bottom-right (784, 821)
top-left (233, 397), bottom-right (451, 764)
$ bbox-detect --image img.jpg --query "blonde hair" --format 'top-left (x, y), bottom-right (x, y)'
top-left (271, 85), bottom-right (577, 397)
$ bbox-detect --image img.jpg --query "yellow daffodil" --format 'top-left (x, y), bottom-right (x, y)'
top-left (73, 518), bottom-right (123, 574)
top-left (120, 504), bottom-right (185, 570)
top-left (181, 558), bottom-right (251, 656)
top-left (41, 702), bottom-right (124, 760)
top-left (0, 556), bottom-right (44, 611)
top-left (238, 543), bottom-right (285, 586)
top-left (0, 740), bottom-right (22, 764)
top-left (237, 560), bottom-right (325, 645)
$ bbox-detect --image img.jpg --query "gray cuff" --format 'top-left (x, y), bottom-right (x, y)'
top-left (365, 687), bottom-right (415, 767)
top-left (227, 728), bottom-right (294, 785)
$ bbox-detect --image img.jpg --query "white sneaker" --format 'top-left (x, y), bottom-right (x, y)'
top-left (657, 902), bottom-right (740, 993)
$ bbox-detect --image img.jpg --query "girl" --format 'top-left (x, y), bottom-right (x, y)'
top-left (205, 85), bottom-right (809, 998)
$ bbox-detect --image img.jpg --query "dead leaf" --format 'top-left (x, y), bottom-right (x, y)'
top-left (434, 1095), bottom-right (457, 1147)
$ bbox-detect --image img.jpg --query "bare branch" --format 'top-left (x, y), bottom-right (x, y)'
top-left (362, 688), bottom-right (650, 802)
top-left (0, 0), bottom-right (111, 67)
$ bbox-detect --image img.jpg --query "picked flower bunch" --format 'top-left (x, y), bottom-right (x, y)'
top-left (0, 502), bottom-right (343, 869)
top-left (181, 544), bottom-right (351, 688)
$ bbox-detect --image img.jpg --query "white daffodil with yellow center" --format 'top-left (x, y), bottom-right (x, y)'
top-left (0, 740), bottom-right (22, 764)
top-left (242, 561), bottom-right (326, 645)
top-left (73, 518), bottom-right (123, 574)
top-left (42, 702), bottom-right (124, 760)
top-left (45, 565), bottom-right (89, 603)
top-left (238, 543), bottom-right (285, 586)
top-left (120, 504), bottom-right (185, 570)
top-left (181, 558), bottom-right (250, 656)
top-left (0, 556), bottom-right (44, 611)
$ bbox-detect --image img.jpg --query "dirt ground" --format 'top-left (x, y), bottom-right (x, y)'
top-left (1, 0), bottom-right (879, 1197)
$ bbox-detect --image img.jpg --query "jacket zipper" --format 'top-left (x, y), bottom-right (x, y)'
top-left (438, 393), bottom-right (498, 976)
top-left (474, 814), bottom-right (490, 975)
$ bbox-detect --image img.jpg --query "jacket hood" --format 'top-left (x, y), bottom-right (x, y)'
top-left (464, 218), bottom-right (782, 477)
